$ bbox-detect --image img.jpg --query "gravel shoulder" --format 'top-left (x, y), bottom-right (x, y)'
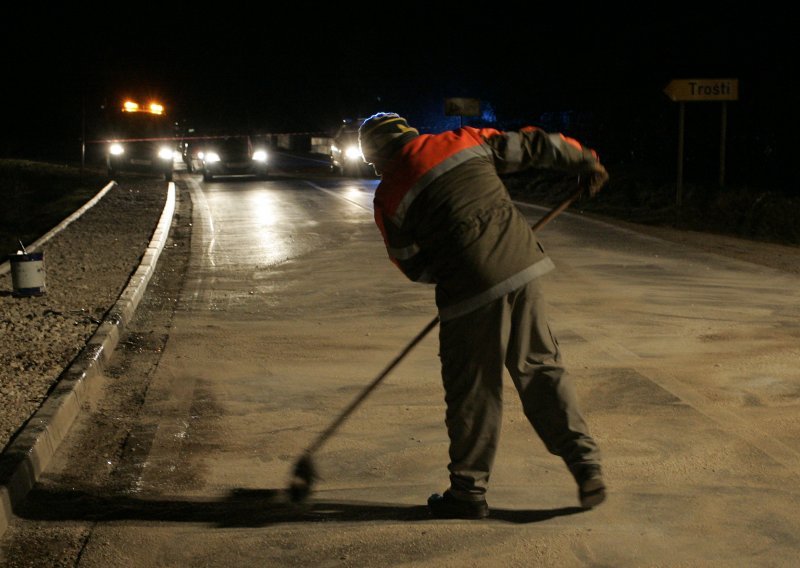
top-left (1, 175), bottom-right (798, 456)
top-left (575, 211), bottom-right (800, 276)
top-left (0, 178), bottom-right (168, 452)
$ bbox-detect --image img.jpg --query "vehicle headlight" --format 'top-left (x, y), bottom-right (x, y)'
top-left (158, 146), bottom-right (174, 160)
top-left (345, 145), bottom-right (362, 161)
top-left (109, 143), bottom-right (124, 156)
top-left (205, 152), bottom-right (221, 163)
top-left (252, 150), bottom-right (268, 162)
top-left (197, 151), bottom-right (205, 160)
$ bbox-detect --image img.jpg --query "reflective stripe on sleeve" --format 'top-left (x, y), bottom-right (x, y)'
top-left (498, 131), bottom-right (523, 166)
top-left (388, 242), bottom-right (420, 260)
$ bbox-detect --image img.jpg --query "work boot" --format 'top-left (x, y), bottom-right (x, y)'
top-left (427, 490), bottom-right (489, 519)
top-left (575, 464), bottom-right (606, 509)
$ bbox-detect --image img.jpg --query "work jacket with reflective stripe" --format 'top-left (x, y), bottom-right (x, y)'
top-left (373, 126), bottom-right (601, 321)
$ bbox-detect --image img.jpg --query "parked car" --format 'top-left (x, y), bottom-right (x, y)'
top-left (330, 120), bottom-right (373, 177)
top-left (105, 100), bottom-right (176, 181)
top-left (201, 136), bottom-right (269, 181)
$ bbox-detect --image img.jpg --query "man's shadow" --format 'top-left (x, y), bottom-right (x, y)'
top-left (17, 487), bottom-right (585, 527)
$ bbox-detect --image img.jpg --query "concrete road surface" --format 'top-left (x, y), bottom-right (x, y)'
top-left (3, 169), bottom-right (800, 567)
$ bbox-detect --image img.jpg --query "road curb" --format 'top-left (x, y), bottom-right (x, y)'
top-left (0, 182), bottom-right (176, 538)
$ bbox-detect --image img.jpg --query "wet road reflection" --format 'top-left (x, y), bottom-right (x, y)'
top-left (183, 175), bottom-right (380, 312)
top-left (188, 176), bottom-right (378, 269)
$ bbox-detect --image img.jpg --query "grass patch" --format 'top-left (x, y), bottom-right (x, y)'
top-left (0, 160), bottom-right (109, 256)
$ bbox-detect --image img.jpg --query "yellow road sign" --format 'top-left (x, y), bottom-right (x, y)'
top-left (664, 78), bottom-right (739, 102)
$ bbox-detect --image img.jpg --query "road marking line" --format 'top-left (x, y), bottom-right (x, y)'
top-left (304, 181), bottom-right (373, 213)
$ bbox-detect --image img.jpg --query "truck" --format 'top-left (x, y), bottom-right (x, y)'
top-left (105, 100), bottom-right (177, 181)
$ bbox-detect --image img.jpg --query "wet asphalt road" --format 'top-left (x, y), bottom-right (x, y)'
top-left (3, 157), bottom-right (800, 566)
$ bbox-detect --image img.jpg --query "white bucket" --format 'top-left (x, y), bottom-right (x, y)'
top-left (9, 251), bottom-right (46, 296)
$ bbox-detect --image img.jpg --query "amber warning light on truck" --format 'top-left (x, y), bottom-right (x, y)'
top-left (122, 100), bottom-right (165, 115)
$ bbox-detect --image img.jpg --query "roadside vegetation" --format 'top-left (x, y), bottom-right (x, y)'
top-left (505, 167), bottom-right (800, 247)
top-left (0, 160), bottom-right (108, 256)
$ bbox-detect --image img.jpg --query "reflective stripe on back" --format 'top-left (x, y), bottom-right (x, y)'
top-left (374, 127), bottom-right (502, 225)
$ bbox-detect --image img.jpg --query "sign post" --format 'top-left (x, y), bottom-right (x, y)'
top-left (663, 78), bottom-right (739, 213)
top-left (676, 101), bottom-right (685, 207)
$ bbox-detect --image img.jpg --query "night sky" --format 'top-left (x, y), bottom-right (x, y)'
top-left (3, 6), bottom-right (795, 188)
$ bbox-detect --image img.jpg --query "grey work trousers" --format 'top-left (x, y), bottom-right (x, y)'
top-left (438, 277), bottom-right (600, 498)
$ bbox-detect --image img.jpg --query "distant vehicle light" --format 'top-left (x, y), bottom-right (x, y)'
top-left (158, 146), bottom-right (174, 160)
top-left (110, 143), bottom-right (125, 155)
top-left (121, 100), bottom-right (165, 114)
top-left (205, 152), bottom-right (221, 163)
top-left (197, 151), bottom-right (205, 160)
top-left (345, 145), bottom-right (363, 161)
top-left (252, 150), bottom-right (268, 162)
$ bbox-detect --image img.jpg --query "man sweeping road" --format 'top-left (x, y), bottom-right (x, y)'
top-left (359, 113), bottom-right (609, 519)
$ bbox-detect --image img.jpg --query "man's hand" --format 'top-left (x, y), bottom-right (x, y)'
top-left (580, 163), bottom-right (609, 197)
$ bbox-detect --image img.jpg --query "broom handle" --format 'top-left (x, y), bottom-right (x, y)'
top-left (305, 315), bottom-right (441, 455)
top-left (530, 186), bottom-right (584, 233)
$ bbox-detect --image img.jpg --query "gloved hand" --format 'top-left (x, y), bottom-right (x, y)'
top-left (580, 162), bottom-right (609, 197)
